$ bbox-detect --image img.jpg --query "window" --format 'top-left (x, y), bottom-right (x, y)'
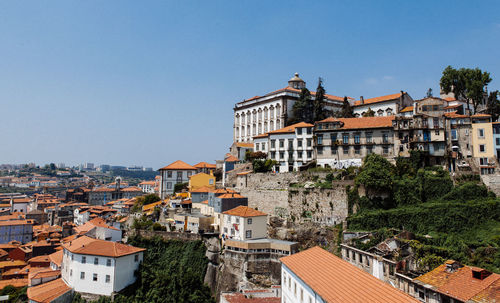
top-left (307, 139), bottom-right (312, 147)
top-left (82, 256), bottom-right (86, 264)
top-left (451, 129), bottom-right (457, 140)
top-left (209, 179), bottom-right (214, 185)
top-left (294, 282), bottom-right (297, 296)
top-left (105, 275), bottom-right (110, 283)
top-left (343, 146), bottom-right (349, 154)
top-left (354, 134), bottom-right (360, 144)
top-left (280, 152), bottom-right (285, 159)
top-left (307, 151), bottom-right (312, 158)
top-left (479, 128), bottom-right (485, 138)
top-left (271, 140), bottom-right (276, 148)
top-left (306, 128), bottom-right (312, 134)
top-left (497, 138), bottom-right (500, 145)
top-left (227, 215), bottom-right (231, 222)
top-left (435, 130), bottom-right (440, 135)
top-left (135, 254), bottom-right (139, 262)
top-left (297, 128), bottom-right (302, 135)
top-left (300, 288), bottom-right (303, 301)
top-left (235, 217), bottom-right (240, 224)
top-left (317, 134), bottom-right (323, 145)
top-left (297, 151), bottom-right (303, 158)
top-left (317, 146), bottom-right (323, 155)
top-left (255, 143), bottom-right (259, 151)
top-left (270, 152), bottom-right (276, 159)
top-left (343, 134), bottom-right (349, 144)
top-left (93, 273), bottom-right (98, 281)
top-left (94, 257), bottom-right (98, 265)
top-left (383, 146), bottom-right (390, 154)
top-left (330, 134), bottom-right (337, 143)
top-left (247, 218), bottom-right (252, 224)
top-left (107, 259), bottom-right (111, 267)
top-left (80, 272), bottom-right (85, 280)
top-left (354, 146), bottom-right (361, 154)
top-left (167, 182), bottom-right (172, 189)
top-left (382, 133), bottom-right (389, 143)
top-left (331, 146), bottom-right (337, 154)
top-left (366, 145), bottom-right (373, 154)
top-left (279, 139), bottom-right (284, 148)
top-left (167, 171), bottom-right (172, 178)
top-left (288, 139), bottom-right (294, 149)
top-left (246, 230), bottom-right (252, 238)
top-left (298, 140), bottom-right (303, 147)
top-left (480, 144), bottom-right (486, 152)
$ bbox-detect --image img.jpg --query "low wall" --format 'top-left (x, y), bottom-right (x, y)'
top-left (130, 229), bottom-right (202, 241)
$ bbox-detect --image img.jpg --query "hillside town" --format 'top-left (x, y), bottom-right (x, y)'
top-left (0, 69), bottom-right (499, 302)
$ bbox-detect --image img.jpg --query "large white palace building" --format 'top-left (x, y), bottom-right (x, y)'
top-left (233, 73), bottom-right (350, 143)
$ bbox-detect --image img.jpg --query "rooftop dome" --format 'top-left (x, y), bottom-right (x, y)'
top-left (288, 73), bottom-right (306, 89)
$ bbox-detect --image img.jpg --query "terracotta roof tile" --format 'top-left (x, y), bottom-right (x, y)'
top-left (218, 193), bottom-right (246, 199)
top-left (193, 162), bottom-right (217, 169)
top-left (159, 160), bottom-right (196, 170)
top-left (62, 235), bottom-right (144, 257)
top-left (0, 278), bottom-right (28, 289)
top-left (353, 92), bottom-right (403, 106)
top-left (27, 278), bottom-right (71, 303)
top-left (49, 250), bottom-right (63, 267)
top-left (225, 154), bottom-right (239, 162)
top-left (190, 186), bottom-right (215, 193)
top-left (235, 142), bottom-right (254, 148)
top-left (267, 122), bottom-right (313, 135)
top-left (316, 116), bottom-right (394, 130)
top-left (280, 247), bottom-right (418, 303)
top-left (400, 106), bottom-right (414, 113)
top-left (223, 206), bottom-right (266, 217)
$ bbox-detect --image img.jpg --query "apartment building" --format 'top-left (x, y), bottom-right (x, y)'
top-left (158, 160), bottom-right (197, 199)
top-left (222, 206), bottom-right (267, 241)
top-left (352, 91), bottom-right (414, 117)
top-left (314, 116), bottom-right (395, 169)
top-left (234, 73), bottom-right (348, 142)
top-left (254, 122), bottom-right (314, 172)
top-left (61, 236), bottom-right (145, 296)
top-left (0, 219), bottom-right (34, 244)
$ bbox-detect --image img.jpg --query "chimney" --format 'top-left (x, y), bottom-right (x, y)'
top-left (360, 96), bottom-right (364, 105)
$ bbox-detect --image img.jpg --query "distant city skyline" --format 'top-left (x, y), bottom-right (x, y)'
top-left (1, 1), bottom-right (499, 168)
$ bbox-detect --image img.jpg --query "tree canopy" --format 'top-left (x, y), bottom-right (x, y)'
top-left (440, 66), bottom-right (492, 113)
top-left (486, 90), bottom-right (500, 121)
top-left (289, 77), bottom-right (330, 124)
top-left (337, 96), bottom-right (354, 118)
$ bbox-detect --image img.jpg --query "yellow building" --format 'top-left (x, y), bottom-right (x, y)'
top-left (188, 172), bottom-right (215, 192)
top-left (471, 114), bottom-right (495, 174)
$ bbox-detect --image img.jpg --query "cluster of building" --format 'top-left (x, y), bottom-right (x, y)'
top-left (0, 189), bottom-right (146, 302)
top-left (235, 74), bottom-right (498, 175)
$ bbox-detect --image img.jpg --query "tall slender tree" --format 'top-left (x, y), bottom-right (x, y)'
top-left (339, 96), bottom-right (354, 118)
top-left (289, 87), bottom-right (312, 124)
top-left (486, 90), bottom-right (500, 121)
top-left (440, 66), bottom-right (492, 113)
top-left (313, 77), bottom-right (327, 121)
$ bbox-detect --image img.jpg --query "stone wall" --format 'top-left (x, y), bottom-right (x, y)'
top-left (236, 172), bottom-right (351, 225)
top-left (481, 174), bottom-right (500, 195)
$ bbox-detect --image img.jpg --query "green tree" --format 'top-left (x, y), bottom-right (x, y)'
top-left (486, 90), bottom-right (500, 121)
top-left (440, 66), bottom-right (492, 113)
top-left (362, 108), bottom-right (375, 117)
top-left (290, 88), bottom-right (313, 124)
top-left (337, 96), bottom-right (354, 118)
top-left (313, 77), bottom-right (328, 121)
top-left (356, 154), bottom-right (394, 195)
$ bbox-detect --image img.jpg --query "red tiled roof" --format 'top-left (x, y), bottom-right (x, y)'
top-left (159, 160), bottom-right (196, 170)
top-left (225, 154), bottom-right (239, 162)
top-left (49, 250), bottom-right (63, 267)
top-left (190, 186), bottom-right (215, 193)
top-left (218, 193), bottom-right (246, 199)
top-left (316, 116), bottom-right (394, 130)
top-left (267, 122), bottom-right (314, 135)
top-left (62, 235), bottom-right (145, 258)
top-left (27, 278), bottom-right (71, 303)
top-left (400, 106), bottom-right (414, 113)
top-left (193, 162), bottom-right (217, 169)
top-left (353, 92), bottom-right (403, 106)
top-left (444, 111), bottom-right (468, 119)
top-left (223, 206), bottom-right (266, 217)
top-left (415, 261), bottom-right (500, 302)
top-left (280, 247), bottom-right (418, 303)
top-left (0, 278), bottom-right (28, 289)
top-left (444, 104), bottom-right (462, 110)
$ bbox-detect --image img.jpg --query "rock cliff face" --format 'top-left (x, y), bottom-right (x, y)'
top-left (203, 236), bottom-right (222, 295)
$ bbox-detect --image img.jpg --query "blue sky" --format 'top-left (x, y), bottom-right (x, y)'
top-left (1, 1), bottom-right (499, 168)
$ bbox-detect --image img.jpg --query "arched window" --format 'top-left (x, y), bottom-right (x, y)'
top-left (235, 114), bottom-right (240, 125)
top-left (247, 126), bottom-right (250, 136)
top-left (253, 124), bottom-right (256, 135)
top-left (276, 104), bottom-right (281, 116)
top-left (270, 120), bottom-right (274, 131)
top-left (264, 107), bottom-right (269, 120)
top-left (258, 123), bottom-right (262, 134)
top-left (276, 119), bottom-right (281, 129)
top-left (241, 113), bottom-right (246, 124)
top-left (258, 109), bottom-right (262, 121)
top-left (252, 110), bottom-right (257, 123)
top-left (242, 126), bottom-right (245, 136)
top-left (270, 106), bottom-right (275, 119)
top-left (235, 127), bottom-right (239, 137)
top-left (264, 122), bottom-right (268, 132)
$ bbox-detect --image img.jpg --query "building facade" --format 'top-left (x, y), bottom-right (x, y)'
top-left (352, 92), bottom-right (414, 117)
top-left (158, 160), bottom-right (197, 199)
top-left (222, 206), bottom-right (267, 241)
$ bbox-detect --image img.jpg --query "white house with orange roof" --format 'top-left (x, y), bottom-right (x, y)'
top-left (253, 122), bottom-right (315, 172)
top-left (61, 235), bottom-right (145, 296)
top-left (158, 160), bottom-right (197, 199)
top-left (222, 206), bottom-right (267, 241)
top-left (73, 217), bottom-right (122, 242)
top-left (353, 91), bottom-right (414, 118)
top-left (234, 73), bottom-right (349, 143)
top-left (280, 246), bottom-right (418, 303)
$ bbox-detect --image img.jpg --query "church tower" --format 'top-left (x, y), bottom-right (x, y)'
top-left (288, 73), bottom-right (306, 89)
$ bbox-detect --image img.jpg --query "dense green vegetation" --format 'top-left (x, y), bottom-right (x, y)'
top-left (0, 285), bottom-right (27, 302)
top-left (74, 236), bottom-right (214, 303)
top-left (348, 153), bottom-right (500, 273)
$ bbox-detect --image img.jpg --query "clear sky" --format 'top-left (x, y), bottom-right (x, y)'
top-left (1, 1), bottom-right (499, 169)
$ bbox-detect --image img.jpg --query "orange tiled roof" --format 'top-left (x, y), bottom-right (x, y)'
top-left (415, 261), bottom-right (500, 302)
top-left (444, 111), bottom-right (468, 119)
top-left (0, 248), bottom-right (7, 257)
top-left (252, 133), bottom-right (269, 139)
top-left (193, 162), bottom-right (217, 169)
top-left (280, 246), bottom-right (418, 303)
top-left (241, 86), bottom-right (351, 103)
top-left (218, 193), bottom-right (246, 199)
top-left (201, 200), bottom-right (209, 205)
top-left (236, 171), bottom-right (252, 176)
top-left (28, 255), bottom-right (51, 263)
top-left (214, 188), bottom-right (237, 194)
top-left (223, 206), bottom-right (266, 217)
top-left (353, 92), bottom-right (403, 106)
top-left (159, 160), bottom-right (196, 170)
top-left (28, 268), bottom-right (60, 280)
top-left (27, 278), bottom-right (71, 303)
top-left (74, 217), bottom-right (119, 234)
top-left (0, 278), bottom-right (28, 289)
top-left (62, 235), bottom-right (145, 257)
top-left (316, 116), bottom-right (394, 130)
top-left (224, 154), bottom-right (239, 162)
top-left (190, 186), bottom-right (215, 193)
top-left (444, 104), bottom-right (462, 110)
top-left (400, 106), bottom-right (414, 113)
top-left (471, 114), bottom-right (491, 118)
top-left (121, 186), bottom-right (142, 192)
top-left (235, 142), bottom-right (254, 148)
top-left (49, 250), bottom-right (63, 267)
top-left (267, 122), bottom-right (314, 135)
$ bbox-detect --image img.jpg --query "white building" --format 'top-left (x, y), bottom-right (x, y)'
top-left (61, 235), bottom-right (145, 296)
top-left (158, 160), bottom-right (196, 199)
top-left (234, 73), bottom-right (349, 143)
top-left (352, 92), bottom-right (414, 118)
top-left (254, 122), bottom-right (314, 172)
top-left (222, 206), bottom-right (267, 241)
top-left (74, 217), bottom-right (122, 242)
top-left (280, 246), bottom-right (418, 303)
